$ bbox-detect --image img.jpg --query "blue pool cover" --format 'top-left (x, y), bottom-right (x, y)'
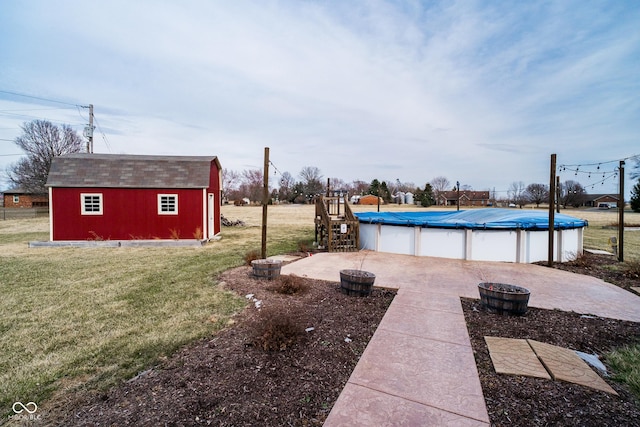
top-left (355, 209), bottom-right (587, 230)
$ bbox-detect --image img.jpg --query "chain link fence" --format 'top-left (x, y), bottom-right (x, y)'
top-left (0, 208), bottom-right (49, 220)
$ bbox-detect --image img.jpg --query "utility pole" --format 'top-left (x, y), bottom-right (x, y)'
top-left (83, 104), bottom-right (95, 153)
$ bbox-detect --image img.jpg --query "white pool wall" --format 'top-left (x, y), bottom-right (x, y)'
top-left (359, 223), bottom-right (583, 263)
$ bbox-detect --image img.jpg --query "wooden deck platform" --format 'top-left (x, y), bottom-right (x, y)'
top-left (314, 195), bottom-right (359, 252)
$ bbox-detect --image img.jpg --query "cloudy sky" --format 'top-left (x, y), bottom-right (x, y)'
top-left (1, 0), bottom-right (638, 196)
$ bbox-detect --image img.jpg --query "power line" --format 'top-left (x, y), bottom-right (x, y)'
top-left (92, 114), bottom-right (112, 152)
top-left (0, 89), bottom-right (80, 107)
top-left (0, 110), bottom-right (85, 128)
top-left (0, 107), bottom-right (69, 113)
top-left (76, 105), bottom-right (88, 122)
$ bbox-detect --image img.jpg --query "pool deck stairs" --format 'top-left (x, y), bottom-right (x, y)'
top-left (314, 195), bottom-right (359, 252)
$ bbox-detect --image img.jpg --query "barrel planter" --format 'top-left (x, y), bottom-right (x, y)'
top-left (478, 282), bottom-right (530, 315)
top-left (339, 269), bottom-right (375, 297)
top-left (251, 259), bottom-right (283, 280)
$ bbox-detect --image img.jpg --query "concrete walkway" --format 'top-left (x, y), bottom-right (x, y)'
top-left (281, 251), bottom-right (640, 426)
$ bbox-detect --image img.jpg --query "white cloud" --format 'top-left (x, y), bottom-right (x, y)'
top-left (0, 0), bottom-right (638, 194)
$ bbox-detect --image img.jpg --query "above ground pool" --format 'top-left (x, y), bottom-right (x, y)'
top-left (355, 209), bottom-right (588, 263)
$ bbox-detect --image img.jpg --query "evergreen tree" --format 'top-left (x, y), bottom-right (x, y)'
top-left (368, 179), bottom-right (380, 196)
top-left (415, 183), bottom-right (435, 207)
top-left (380, 181), bottom-right (391, 203)
top-left (420, 183), bottom-right (435, 207)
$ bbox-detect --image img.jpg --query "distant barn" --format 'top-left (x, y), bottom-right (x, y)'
top-left (45, 154), bottom-right (222, 241)
top-left (359, 194), bottom-right (384, 205)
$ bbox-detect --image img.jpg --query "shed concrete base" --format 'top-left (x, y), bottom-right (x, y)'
top-left (28, 240), bottom-right (206, 248)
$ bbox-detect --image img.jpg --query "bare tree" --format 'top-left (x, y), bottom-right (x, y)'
top-left (508, 181), bottom-right (527, 207)
top-left (430, 176), bottom-right (450, 206)
top-left (221, 169), bottom-right (240, 202)
top-left (350, 180), bottom-right (369, 195)
top-left (7, 120), bottom-right (83, 192)
top-left (396, 181), bottom-right (416, 193)
top-left (327, 177), bottom-right (347, 193)
top-left (239, 169), bottom-right (264, 203)
top-left (277, 171), bottom-right (295, 202)
top-left (560, 180), bottom-right (586, 208)
top-left (299, 166), bottom-right (324, 200)
top-left (525, 183), bottom-right (549, 208)
top-left (299, 166), bottom-right (322, 184)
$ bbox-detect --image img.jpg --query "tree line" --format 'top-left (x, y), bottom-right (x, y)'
top-left (223, 166), bottom-right (606, 210)
top-left (4, 120), bottom-right (640, 212)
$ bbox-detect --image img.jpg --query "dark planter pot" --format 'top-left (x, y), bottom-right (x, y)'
top-left (478, 282), bottom-right (530, 315)
top-left (251, 259), bottom-right (283, 280)
top-left (340, 269), bottom-right (375, 297)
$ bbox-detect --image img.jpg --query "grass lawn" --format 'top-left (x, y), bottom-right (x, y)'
top-left (0, 204), bottom-right (638, 418)
top-left (569, 209), bottom-right (640, 262)
top-left (0, 205), bottom-right (312, 418)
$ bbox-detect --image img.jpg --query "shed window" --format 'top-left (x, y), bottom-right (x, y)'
top-left (158, 194), bottom-right (178, 215)
top-left (81, 193), bottom-right (103, 215)
top-left (13, 195), bottom-right (19, 203)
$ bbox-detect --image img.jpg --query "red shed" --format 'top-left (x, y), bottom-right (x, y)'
top-left (45, 153), bottom-right (222, 241)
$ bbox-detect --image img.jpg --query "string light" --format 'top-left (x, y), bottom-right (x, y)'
top-left (268, 160), bottom-right (289, 188)
top-left (558, 154), bottom-right (637, 187)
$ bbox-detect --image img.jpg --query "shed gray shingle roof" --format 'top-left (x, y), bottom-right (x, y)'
top-left (46, 154), bottom-right (219, 188)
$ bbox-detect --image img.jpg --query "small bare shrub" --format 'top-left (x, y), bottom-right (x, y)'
top-left (253, 307), bottom-right (304, 351)
top-left (571, 252), bottom-right (591, 268)
top-left (169, 228), bottom-right (181, 240)
top-left (193, 227), bottom-right (203, 240)
top-left (87, 231), bottom-right (104, 241)
top-left (269, 274), bottom-right (309, 295)
top-left (624, 260), bottom-right (640, 278)
top-left (297, 240), bottom-right (311, 252)
top-left (243, 249), bottom-right (261, 265)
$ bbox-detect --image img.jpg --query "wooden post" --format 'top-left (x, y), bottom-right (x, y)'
top-left (618, 160), bottom-right (625, 262)
top-left (261, 147), bottom-right (269, 259)
top-left (556, 176), bottom-right (561, 214)
top-left (548, 154), bottom-right (556, 266)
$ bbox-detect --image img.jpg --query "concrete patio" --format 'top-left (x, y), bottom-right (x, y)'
top-left (281, 251), bottom-right (640, 426)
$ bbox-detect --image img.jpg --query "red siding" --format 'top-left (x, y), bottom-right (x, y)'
top-left (207, 160), bottom-right (221, 235)
top-left (51, 188), bottom-right (205, 240)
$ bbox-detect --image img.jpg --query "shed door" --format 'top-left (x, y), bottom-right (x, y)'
top-left (208, 193), bottom-right (215, 239)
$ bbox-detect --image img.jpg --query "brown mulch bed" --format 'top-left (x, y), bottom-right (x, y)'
top-left (55, 266), bottom-right (395, 426)
top-left (465, 252), bottom-right (640, 426)
top-left (53, 252), bottom-right (639, 426)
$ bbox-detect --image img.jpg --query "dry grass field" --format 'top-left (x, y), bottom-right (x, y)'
top-left (562, 208), bottom-right (640, 261)
top-left (0, 203), bottom-right (638, 421)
